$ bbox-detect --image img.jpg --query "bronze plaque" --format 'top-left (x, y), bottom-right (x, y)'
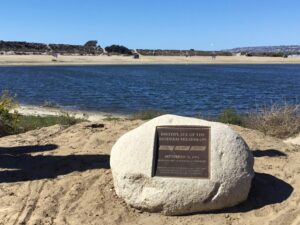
top-left (152, 126), bottom-right (210, 178)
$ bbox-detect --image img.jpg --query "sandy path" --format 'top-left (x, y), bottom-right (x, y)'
top-left (1, 55), bottom-right (300, 66)
top-left (0, 120), bottom-right (299, 225)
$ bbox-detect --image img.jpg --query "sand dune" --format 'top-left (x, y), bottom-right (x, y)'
top-left (1, 54), bottom-right (300, 66)
top-left (0, 120), bottom-right (299, 225)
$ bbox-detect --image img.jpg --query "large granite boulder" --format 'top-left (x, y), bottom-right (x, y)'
top-left (110, 115), bottom-right (254, 215)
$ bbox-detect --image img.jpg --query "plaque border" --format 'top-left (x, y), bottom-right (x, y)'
top-left (151, 125), bottom-right (211, 179)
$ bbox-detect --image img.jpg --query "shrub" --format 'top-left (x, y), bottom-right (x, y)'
top-left (244, 104), bottom-right (300, 138)
top-left (0, 91), bottom-right (19, 136)
top-left (217, 108), bottom-right (243, 126)
top-left (84, 40), bottom-right (98, 48)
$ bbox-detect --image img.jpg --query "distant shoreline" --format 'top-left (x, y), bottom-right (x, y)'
top-left (1, 55), bottom-right (300, 66)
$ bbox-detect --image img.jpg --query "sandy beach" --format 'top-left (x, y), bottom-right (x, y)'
top-left (14, 105), bottom-right (127, 122)
top-left (1, 56), bottom-right (300, 225)
top-left (1, 54), bottom-right (300, 66)
top-left (0, 119), bottom-right (299, 225)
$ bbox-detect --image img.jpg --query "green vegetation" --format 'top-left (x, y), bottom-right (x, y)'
top-left (130, 110), bottom-right (166, 120)
top-left (242, 52), bottom-right (288, 58)
top-left (105, 45), bottom-right (132, 55)
top-left (17, 113), bottom-right (85, 133)
top-left (0, 92), bottom-right (85, 137)
top-left (128, 106), bottom-right (300, 139)
top-left (0, 91), bottom-right (20, 136)
top-left (217, 108), bottom-right (243, 126)
top-left (84, 40), bottom-right (98, 48)
top-left (1, 91), bottom-right (299, 139)
top-left (103, 116), bottom-right (123, 121)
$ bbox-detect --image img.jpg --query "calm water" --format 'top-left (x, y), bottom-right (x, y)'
top-left (0, 64), bottom-right (299, 116)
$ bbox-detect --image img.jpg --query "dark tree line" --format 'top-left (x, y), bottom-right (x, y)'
top-left (105, 45), bottom-right (132, 55)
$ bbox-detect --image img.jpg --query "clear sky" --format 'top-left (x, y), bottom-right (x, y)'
top-left (1, 0), bottom-right (300, 50)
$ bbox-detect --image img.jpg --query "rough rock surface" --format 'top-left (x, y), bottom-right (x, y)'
top-left (110, 114), bottom-right (254, 215)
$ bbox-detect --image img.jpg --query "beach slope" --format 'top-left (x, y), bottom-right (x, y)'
top-left (0, 120), bottom-right (299, 225)
top-left (1, 55), bottom-right (300, 66)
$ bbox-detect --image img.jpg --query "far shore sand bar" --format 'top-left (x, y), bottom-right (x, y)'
top-left (1, 54), bottom-right (300, 66)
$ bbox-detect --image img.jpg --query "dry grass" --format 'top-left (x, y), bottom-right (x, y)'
top-left (244, 104), bottom-right (300, 138)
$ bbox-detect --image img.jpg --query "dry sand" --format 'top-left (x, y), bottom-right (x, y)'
top-left (0, 120), bottom-right (299, 225)
top-left (1, 54), bottom-right (300, 66)
top-left (285, 133), bottom-right (300, 146)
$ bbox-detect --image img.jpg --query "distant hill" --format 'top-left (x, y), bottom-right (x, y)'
top-left (226, 45), bottom-right (300, 55)
top-left (136, 49), bottom-right (232, 56)
top-left (1, 40), bottom-right (300, 57)
top-left (0, 40), bottom-right (103, 55)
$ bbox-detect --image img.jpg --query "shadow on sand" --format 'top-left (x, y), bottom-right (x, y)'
top-left (217, 148), bottom-right (293, 213)
top-left (223, 172), bottom-right (294, 213)
top-left (0, 144), bottom-right (110, 183)
top-left (186, 148), bottom-right (294, 215)
top-left (227, 147), bottom-right (292, 212)
top-left (252, 149), bottom-right (287, 157)
top-left (1, 145), bottom-right (293, 214)
top-left (182, 172), bottom-right (294, 216)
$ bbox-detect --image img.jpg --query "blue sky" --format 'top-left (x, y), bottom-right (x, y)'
top-left (1, 0), bottom-right (299, 50)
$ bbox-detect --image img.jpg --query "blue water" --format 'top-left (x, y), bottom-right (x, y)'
top-left (0, 64), bottom-right (299, 116)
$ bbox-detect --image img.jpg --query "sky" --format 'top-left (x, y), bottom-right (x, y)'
top-left (1, 0), bottom-right (300, 50)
